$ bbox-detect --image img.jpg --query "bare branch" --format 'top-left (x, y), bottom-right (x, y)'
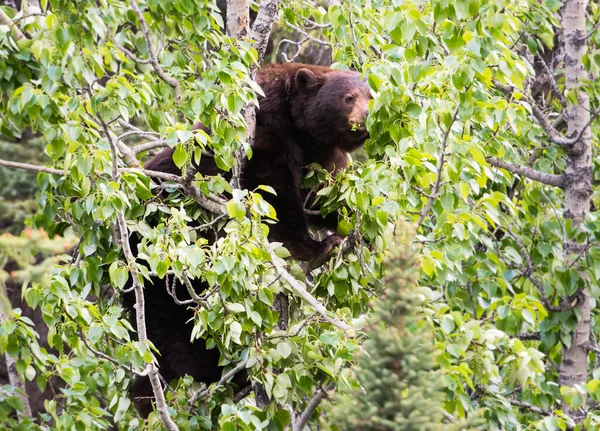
top-left (270, 250), bottom-right (354, 334)
top-left (293, 382), bottom-right (335, 431)
top-left (486, 157), bottom-right (565, 188)
top-left (416, 103), bottom-right (460, 229)
top-left (0, 159), bottom-right (64, 175)
top-left (129, 0), bottom-right (181, 103)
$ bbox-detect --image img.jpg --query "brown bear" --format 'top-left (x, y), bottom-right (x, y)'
top-left (128, 63), bottom-right (371, 415)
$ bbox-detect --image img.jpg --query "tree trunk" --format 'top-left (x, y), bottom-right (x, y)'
top-left (559, 0), bottom-right (592, 416)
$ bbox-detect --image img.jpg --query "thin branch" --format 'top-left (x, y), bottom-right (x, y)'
top-left (131, 140), bottom-right (168, 154)
top-left (188, 359), bottom-right (249, 406)
top-left (578, 20), bottom-right (600, 41)
top-left (129, 0), bottom-right (181, 103)
top-left (267, 312), bottom-right (317, 340)
top-left (0, 159), bottom-right (227, 215)
top-left (118, 130), bottom-right (160, 141)
top-left (270, 250), bottom-right (353, 334)
top-left (285, 21), bottom-right (331, 47)
top-left (509, 398), bottom-right (550, 416)
top-left (110, 35), bottom-right (152, 64)
top-left (486, 157), bottom-right (565, 188)
top-left (0, 159), bottom-right (64, 175)
top-left (536, 55), bottom-right (567, 109)
top-left (416, 103), bottom-right (460, 229)
top-left (190, 213), bottom-right (227, 231)
top-left (293, 382), bottom-right (335, 431)
top-left (517, 332), bottom-right (541, 341)
top-left (503, 228), bottom-right (576, 312)
top-left (78, 331), bottom-right (150, 377)
top-left (493, 80), bottom-right (600, 146)
top-left (107, 122), bottom-right (179, 431)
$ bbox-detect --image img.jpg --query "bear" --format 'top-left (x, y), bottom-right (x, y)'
top-left (127, 63), bottom-right (371, 416)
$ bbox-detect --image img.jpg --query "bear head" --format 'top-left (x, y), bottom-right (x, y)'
top-left (292, 68), bottom-right (372, 152)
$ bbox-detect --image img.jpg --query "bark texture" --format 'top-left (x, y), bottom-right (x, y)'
top-left (559, 0), bottom-right (592, 416)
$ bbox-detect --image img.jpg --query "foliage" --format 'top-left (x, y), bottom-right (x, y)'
top-left (0, 0), bottom-right (599, 429)
top-left (329, 226), bottom-right (450, 430)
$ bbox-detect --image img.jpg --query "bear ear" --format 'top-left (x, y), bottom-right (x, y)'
top-left (296, 68), bottom-right (323, 92)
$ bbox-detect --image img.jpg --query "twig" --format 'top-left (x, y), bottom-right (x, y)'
top-left (293, 382), bottom-right (336, 431)
top-left (190, 214), bottom-right (227, 231)
top-left (188, 359), bottom-right (249, 406)
top-left (285, 21), bottom-right (331, 46)
top-left (270, 250), bottom-right (353, 334)
top-left (267, 312), bottom-right (317, 340)
top-left (416, 103), bottom-right (461, 229)
top-left (129, 0), bottom-right (181, 103)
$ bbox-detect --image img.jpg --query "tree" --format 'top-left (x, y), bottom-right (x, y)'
top-left (328, 225), bottom-right (451, 431)
top-left (1, 0), bottom-right (600, 430)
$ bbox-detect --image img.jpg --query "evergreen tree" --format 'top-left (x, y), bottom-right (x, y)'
top-left (330, 226), bottom-right (447, 430)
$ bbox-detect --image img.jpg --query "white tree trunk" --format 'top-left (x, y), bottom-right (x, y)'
top-left (559, 0), bottom-right (591, 416)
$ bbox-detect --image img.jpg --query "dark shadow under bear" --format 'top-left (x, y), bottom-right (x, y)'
top-left (127, 63), bottom-right (371, 416)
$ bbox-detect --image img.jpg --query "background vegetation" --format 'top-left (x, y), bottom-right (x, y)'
top-left (1, 0), bottom-right (600, 429)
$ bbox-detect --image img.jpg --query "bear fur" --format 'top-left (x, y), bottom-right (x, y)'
top-left (128, 63), bottom-right (371, 415)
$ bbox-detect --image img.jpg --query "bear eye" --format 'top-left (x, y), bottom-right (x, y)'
top-left (345, 95), bottom-right (355, 103)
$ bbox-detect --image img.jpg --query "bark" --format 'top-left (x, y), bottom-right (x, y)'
top-left (226, 0), bottom-right (249, 39)
top-left (559, 0), bottom-right (592, 416)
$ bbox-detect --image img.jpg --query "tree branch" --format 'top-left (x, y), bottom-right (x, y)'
top-left (493, 80), bottom-right (599, 147)
top-left (129, 0), bottom-right (181, 103)
top-left (106, 123), bottom-right (178, 429)
top-left (0, 159), bottom-right (64, 175)
top-left (293, 382), bottom-right (335, 431)
top-left (270, 250), bottom-right (353, 334)
top-left (509, 398), bottom-right (550, 416)
top-left (486, 157), bottom-right (565, 188)
top-left (578, 20), bottom-right (600, 41)
top-left (416, 103), bottom-right (460, 229)
top-left (187, 359), bottom-right (248, 406)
